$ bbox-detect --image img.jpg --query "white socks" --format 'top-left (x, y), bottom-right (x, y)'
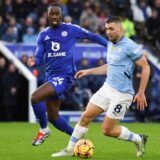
top-left (40, 126), bottom-right (50, 133)
top-left (66, 125), bottom-right (141, 152)
top-left (118, 126), bottom-right (141, 144)
top-left (67, 123), bottom-right (88, 152)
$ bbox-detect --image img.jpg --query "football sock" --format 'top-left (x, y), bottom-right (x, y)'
top-left (118, 126), bottom-right (141, 144)
top-left (32, 101), bottom-right (48, 129)
top-left (49, 115), bottom-right (73, 135)
top-left (40, 126), bottom-right (50, 133)
top-left (67, 123), bottom-right (88, 152)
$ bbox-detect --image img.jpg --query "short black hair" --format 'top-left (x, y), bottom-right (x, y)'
top-left (106, 16), bottom-right (122, 24)
top-left (47, 3), bottom-right (61, 10)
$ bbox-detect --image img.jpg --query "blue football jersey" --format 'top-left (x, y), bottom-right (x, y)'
top-left (105, 36), bottom-right (143, 95)
top-left (35, 23), bottom-right (108, 79)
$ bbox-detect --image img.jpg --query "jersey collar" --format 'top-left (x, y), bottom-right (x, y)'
top-left (113, 36), bottom-right (125, 44)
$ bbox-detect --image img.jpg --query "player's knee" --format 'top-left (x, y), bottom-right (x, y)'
top-left (31, 92), bottom-right (39, 104)
top-left (48, 113), bottom-right (58, 121)
top-left (102, 126), bottom-right (113, 137)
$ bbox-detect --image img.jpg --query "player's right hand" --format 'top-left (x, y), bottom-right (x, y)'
top-left (133, 92), bottom-right (147, 111)
top-left (27, 56), bottom-right (35, 67)
top-left (74, 69), bottom-right (91, 79)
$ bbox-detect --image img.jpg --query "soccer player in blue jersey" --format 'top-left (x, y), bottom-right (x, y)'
top-left (27, 4), bottom-right (108, 146)
top-left (52, 17), bottom-right (150, 157)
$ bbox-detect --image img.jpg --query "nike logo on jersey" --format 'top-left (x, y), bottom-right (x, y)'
top-left (44, 35), bottom-right (50, 41)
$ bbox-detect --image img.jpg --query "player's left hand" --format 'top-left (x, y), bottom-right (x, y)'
top-left (133, 92), bottom-right (147, 111)
top-left (27, 56), bottom-right (35, 67)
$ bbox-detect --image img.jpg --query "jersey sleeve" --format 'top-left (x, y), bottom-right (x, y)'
top-left (127, 42), bottom-right (143, 61)
top-left (71, 24), bottom-right (108, 47)
top-left (35, 32), bottom-right (45, 66)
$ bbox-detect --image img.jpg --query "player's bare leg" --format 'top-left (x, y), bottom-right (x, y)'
top-left (31, 82), bottom-right (56, 104)
top-left (102, 116), bottom-right (148, 157)
top-left (46, 99), bottom-right (61, 120)
top-left (46, 99), bottom-right (73, 135)
top-left (51, 102), bottom-right (104, 157)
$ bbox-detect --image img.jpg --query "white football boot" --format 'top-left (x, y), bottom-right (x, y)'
top-left (135, 134), bottom-right (148, 157)
top-left (51, 148), bottom-right (74, 157)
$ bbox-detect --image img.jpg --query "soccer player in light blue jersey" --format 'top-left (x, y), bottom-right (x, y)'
top-left (27, 4), bottom-right (108, 146)
top-left (52, 17), bottom-right (150, 158)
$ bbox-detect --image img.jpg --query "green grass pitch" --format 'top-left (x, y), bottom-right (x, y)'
top-left (0, 122), bottom-right (159, 160)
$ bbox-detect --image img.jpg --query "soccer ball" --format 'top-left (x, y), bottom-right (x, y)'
top-left (74, 139), bottom-right (94, 158)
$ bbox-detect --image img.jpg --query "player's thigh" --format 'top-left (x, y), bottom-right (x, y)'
top-left (106, 92), bottom-right (133, 120)
top-left (89, 85), bottom-right (111, 112)
top-left (32, 82), bottom-right (56, 103)
top-left (79, 102), bottom-right (104, 126)
top-left (107, 100), bottom-right (133, 120)
top-left (45, 99), bottom-right (61, 120)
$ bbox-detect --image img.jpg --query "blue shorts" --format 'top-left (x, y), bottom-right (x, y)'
top-left (47, 75), bottom-right (75, 100)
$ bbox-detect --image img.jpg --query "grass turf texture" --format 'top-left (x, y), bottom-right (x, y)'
top-left (0, 123), bottom-right (159, 160)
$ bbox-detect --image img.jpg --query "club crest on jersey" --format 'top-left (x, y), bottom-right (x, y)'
top-left (111, 45), bottom-right (122, 53)
top-left (51, 41), bottom-right (60, 51)
top-left (61, 31), bottom-right (68, 37)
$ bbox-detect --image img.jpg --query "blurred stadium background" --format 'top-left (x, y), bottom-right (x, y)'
top-left (0, 0), bottom-right (160, 160)
top-left (0, 0), bottom-right (160, 125)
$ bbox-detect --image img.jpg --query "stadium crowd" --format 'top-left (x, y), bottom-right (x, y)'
top-left (0, 0), bottom-right (160, 49)
top-left (0, 0), bottom-right (160, 122)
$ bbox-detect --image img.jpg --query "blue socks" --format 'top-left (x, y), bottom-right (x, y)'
top-left (32, 101), bottom-right (48, 129)
top-left (49, 115), bottom-right (73, 135)
top-left (32, 101), bottom-right (73, 135)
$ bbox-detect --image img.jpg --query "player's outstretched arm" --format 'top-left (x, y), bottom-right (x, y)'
top-left (27, 56), bottom-right (35, 67)
top-left (71, 24), bottom-right (108, 47)
top-left (75, 64), bottom-right (107, 79)
top-left (133, 56), bottom-right (150, 111)
top-left (87, 32), bottom-right (108, 47)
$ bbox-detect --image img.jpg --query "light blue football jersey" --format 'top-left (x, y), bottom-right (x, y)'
top-left (105, 36), bottom-right (143, 95)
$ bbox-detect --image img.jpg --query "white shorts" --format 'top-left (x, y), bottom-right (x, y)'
top-left (90, 83), bottom-right (133, 120)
